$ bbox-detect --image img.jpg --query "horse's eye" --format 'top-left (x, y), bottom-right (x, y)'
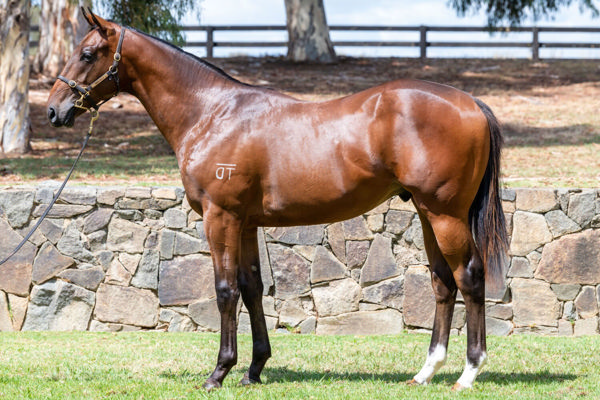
top-left (80, 51), bottom-right (96, 64)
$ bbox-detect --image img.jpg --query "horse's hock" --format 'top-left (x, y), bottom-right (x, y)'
top-left (0, 185), bottom-right (599, 335)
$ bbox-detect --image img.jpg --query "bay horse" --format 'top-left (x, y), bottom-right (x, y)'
top-left (47, 11), bottom-right (508, 391)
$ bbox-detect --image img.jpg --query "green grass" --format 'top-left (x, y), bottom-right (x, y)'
top-left (0, 332), bottom-right (599, 399)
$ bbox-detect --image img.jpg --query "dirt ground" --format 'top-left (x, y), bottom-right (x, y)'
top-left (4, 57), bottom-right (600, 187)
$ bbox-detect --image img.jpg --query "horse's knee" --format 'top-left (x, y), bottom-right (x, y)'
top-left (431, 269), bottom-right (457, 304)
top-left (456, 254), bottom-right (485, 301)
top-left (215, 280), bottom-right (239, 310)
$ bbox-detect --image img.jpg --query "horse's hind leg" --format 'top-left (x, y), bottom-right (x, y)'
top-left (410, 211), bottom-right (457, 385)
top-left (238, 227), bottom-right (271, 385)
top-left (427, 213), bottom-right (488, 390)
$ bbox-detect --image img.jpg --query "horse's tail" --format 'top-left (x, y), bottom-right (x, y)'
top-left (470, 97), bottom-right (509, 291)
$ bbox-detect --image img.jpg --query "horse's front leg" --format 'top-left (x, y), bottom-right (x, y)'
top-left (202, 206), bottom-right (243, 391)
top-left (238, 227), bottom-right (271, 385)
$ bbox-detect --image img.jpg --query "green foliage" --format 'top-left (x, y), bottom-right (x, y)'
top-left (449, 0), bottom-right (600, 26)
top-left (93, 0), bottom-right (201, 45)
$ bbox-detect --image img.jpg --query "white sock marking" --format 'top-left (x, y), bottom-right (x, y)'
top-left (456, 352), bottom-right (487, 389)
top-left (413, 344), bottom-right (447, 385)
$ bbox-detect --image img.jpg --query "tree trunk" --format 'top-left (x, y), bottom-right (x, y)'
top-left (34, 0), bottom-right (91, 77)
top-left (285, 0), bottom-right (337, 63)
top-left (0, 0), bottom-right (31, 155)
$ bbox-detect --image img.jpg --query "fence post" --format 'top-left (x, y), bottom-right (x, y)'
top-left (206, 26), bottom-right (214, 58)
top-left (532, 27), bottom-right (539, 61)
top-left (419, 25), bottom-right (428, 61)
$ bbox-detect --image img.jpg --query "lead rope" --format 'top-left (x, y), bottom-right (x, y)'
top-left (0, 109), bottom-right (99, 265)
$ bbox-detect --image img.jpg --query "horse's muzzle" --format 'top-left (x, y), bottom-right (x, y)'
top-left (48, 104), bottom-right (75, 127)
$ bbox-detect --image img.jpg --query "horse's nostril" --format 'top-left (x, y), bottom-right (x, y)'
top-left (48, 106), bottom-right (58, 125)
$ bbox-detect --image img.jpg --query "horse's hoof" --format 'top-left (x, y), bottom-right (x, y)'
top-left (202, 379), bottom-right (222, 392)
top-left (239, 373), bottom-right (262, 386)
top-left (406, 378), bottom-right (421, 386)
top-left (451, 382), bottom-right (468, 391)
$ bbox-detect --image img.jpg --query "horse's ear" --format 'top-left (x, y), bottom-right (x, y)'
top-left (83, 8), bottom-right (114, 38)
top-left (81, 7), bottom-right (95, 27)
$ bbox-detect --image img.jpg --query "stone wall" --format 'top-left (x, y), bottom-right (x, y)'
top-left (0, 185), bottom-right (599, 336)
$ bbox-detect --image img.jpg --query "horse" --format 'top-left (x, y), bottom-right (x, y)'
top-left (47, 10), bottom-right (508, 391)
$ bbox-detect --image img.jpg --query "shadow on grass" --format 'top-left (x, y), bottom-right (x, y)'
top-left (160, 367), bottom-right (578, 387)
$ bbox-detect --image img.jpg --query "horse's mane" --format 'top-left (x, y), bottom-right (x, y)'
top-left (127, 27), bottom-right (253, 87)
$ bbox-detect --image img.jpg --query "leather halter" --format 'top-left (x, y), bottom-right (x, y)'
top-left (58, 26), bottom-right (126, 113)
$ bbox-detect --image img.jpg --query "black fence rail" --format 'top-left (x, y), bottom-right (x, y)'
top-left (31, 25), bottom-right (600, 60)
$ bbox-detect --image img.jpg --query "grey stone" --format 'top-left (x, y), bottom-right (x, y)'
top-left (390, 196), bottom-right (417, 212)
top-left (367, 214), bottom-right (384, 232)
top-left (167, 314), bottom-right (196, 332)
top-left (342, 217), bottom-right (373, 241)
top-left (452, 304), bottom-right (466, 329)
top-left (189, 298), bottom-right (220, 331)
top-left (267, 225), bottom-right (325, 245)
top-left (486, 317), bottom-right (513, 336)
top-left (558, 319), bottom-right (573, 336)
top-left (515, 188), bottom-right (557, 212)
top-left (360, 234), bottom-right (400, 286)
top-left (57, 223), bottom-right (94, 262)
top-left (326, 222), bottom-right (346, 264)
top-left (105, 258), bottom-right (133, 286)
top-left (551, 284), bottom-right (581, 301)
top-left (278, 298), bottom-right (308, 328)
top-left (87, 230), bottom-right (107, 252)
top-left (174, 232), bottom-right (208, 255)
top-left (152, 187), bottom-right (178, 200)
top-left (257, 227), bottom-right (273, 295)
top-left (511, 278), bottom-right (560, 327)
top-left (403, 266), bottom-right (435, 329)
top-left (0, 292), bottom-right (12, 331)
top-left (536, 230), bottom-right (600, 284)
top-left (568, 191), bottom-right (596, 228)
top-left (510, 211), bottom-right (552, 256)
top-left (164, 208), bottom-right (187, 229)
top-left (160, 229), bottom-right (176, 260)
top-left (574, 286), bottom-right (598, 319)
top-left (35, 186), bottom-right (54, 204)
top-left (316, 309), bottom-right (403, 335)
top-left (125, 187), bottom-right (152, 199)
top-left (544, 210), bottom-right (580, 238)
top-left (32, 242), bottom-right (75, 284)
top-left (106, 218), bottom-right (149, 254)
top-left (58, 266), bottom-right (105, 291)
top-left (23, 280), bottom-right (95, 331)
top-left (501, 188), bottom-right (516, 202)
top-left (83, 208), bottom-right (113, 234)
top-left (486, 303), bottom-right (513, 320)
top-left (574, 317), bottom-right (598, 336)
top-left (59, 187), bottom-right (97, 205)
top-left (96, 250), bottom-right (114, 270)
top-left (131, 249), bottom-right (160, 290)
top-left (507, 257), bottom-right (533, 278)
top-left (158, 255), bottom-right (215, 306)
top-left (385, 210), bottom-right (414, 235)
top-left (94, 284), bottom-right (158, 327)
top-left (115, 209), bottom-right (143, 221)
top-left (33, 204), bottom-right (94, 218)
top-left (268, 243), bottom-right (311, 300)
top-left (299, 316), bottom-right (317, 334)
top-left (346, 241), bottom-right (369, 269)
top-left (563, 301), bottom-right (577, 321)
top-left (310, 246), bottom-right (346, 284)
top-left (362, 276), bottom-right (404, 311)
top-left (39, 219), bottom-right (63, 244)
top-left (0, 189), bottom-right (34, 228)
top-left (0, 219), bottom-right (36, 296)
top-left (403, 217), bottom-right (424, 250)
top-left (97, 188), bottom-right (124, 205)
top-left (312, 278), bottom-right (361, 317)
top-left (7, 294), bottom-right (28, 330)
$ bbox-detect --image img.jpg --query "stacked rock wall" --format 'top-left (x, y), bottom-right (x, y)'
top-left (0, 185), bottom-right (599, 336)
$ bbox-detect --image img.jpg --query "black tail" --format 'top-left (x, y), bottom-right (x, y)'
top-left (470, 98), bottom-right (509, 291)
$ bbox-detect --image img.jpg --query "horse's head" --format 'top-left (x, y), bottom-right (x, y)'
top-left (47, 9), bottom-right (126, 127)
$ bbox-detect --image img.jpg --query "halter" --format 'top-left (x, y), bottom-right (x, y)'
top-left (58, 26), bottom-right (126, 117)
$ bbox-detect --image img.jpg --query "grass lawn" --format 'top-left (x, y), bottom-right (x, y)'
top-left (0, 332), bottom-right (599, 399)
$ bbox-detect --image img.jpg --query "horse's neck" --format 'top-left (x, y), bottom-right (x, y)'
top-left (124, 32), bottom-right (242, 152)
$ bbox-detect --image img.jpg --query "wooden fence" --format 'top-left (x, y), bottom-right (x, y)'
top-left (31, 25), bottom-right (600, 60)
